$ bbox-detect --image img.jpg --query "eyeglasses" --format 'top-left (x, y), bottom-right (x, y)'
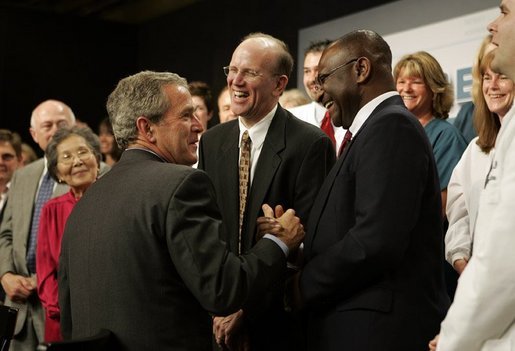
top-left (0, 153), bottom-right (16, 162)
top-left (58, 148), bottom-right (93, 165)
top-left (316, 58), bottom-right (359, 87)
top-left (223, 66), bottom-right (279, 81)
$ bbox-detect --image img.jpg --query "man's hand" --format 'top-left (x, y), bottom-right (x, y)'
top-left (453, 258), bottom-right (468, 275)
top-left (213, 310), bottom-right (249, 350)
top-left (257, 204), bottom-right (304, 251)
top-left (1, 272), bottom-right (36, 303)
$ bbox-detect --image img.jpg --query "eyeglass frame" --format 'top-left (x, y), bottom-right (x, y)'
top-left (223, 66), bottom-right (281, 81)
top-left (58, 147), bottom-right (94, 165)
top-left (315, 58), bottom-right (359, 87)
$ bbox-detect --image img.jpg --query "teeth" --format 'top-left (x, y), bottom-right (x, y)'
top-left (402, 95), bottom-right (415, 100)
top-left (489, 94), bottom-right (503, 98)
top-left (234, 91), bottom-right (248, 98)
top-left (324, 101), bottom-right (333, 109)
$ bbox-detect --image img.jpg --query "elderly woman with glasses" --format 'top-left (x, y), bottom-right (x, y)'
top-left (36, 126), bottom-right (102, 342)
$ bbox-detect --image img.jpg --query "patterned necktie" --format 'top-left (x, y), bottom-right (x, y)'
top-left (320, 111), bottom-right (336, 147)
top-left (238, 131), bottom-right (251, 255)
top-left (338, 130), bottom-right (353, 158)
top-left (27, 172), bottom-right (54, 273)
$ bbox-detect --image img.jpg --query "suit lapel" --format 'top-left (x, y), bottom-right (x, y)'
top-left (219, 124), bottom-right (240, 251)
top-left (305, 95), bottom-right (405, 257)
top-left (243, 107), bottom-right (286, 250)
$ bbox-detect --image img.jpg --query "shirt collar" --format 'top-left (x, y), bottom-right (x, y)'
top-left (348, 91), bottom-right (398, 136)
top-left (238, 104), bottom-right (277, 148)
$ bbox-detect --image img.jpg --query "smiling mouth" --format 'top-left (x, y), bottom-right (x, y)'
top-left (234, 91), bottom-right (249, 98)
top-left (324, 101), bottom-right (334, 109)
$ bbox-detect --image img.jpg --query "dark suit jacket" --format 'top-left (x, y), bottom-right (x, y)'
top-left (301, 96), bottom-right (450, 351)
top-left (58, 149), bottom-right (287, 351)
top-left (199, 105), bottom-right (336, 350)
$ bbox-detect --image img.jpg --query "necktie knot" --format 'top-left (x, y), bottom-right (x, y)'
top-left (338, 130), bottom-right (353, 158)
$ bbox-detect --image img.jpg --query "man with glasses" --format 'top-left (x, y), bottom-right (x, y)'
top-left (288, 40), bottom-right (346, 154)
top-left (299, 30), bottom-right (449, 351)
top-left (199, 33), bottom-right (335, 350)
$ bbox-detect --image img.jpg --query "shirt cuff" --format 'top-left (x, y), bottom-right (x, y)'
top-left (263, 234), bottom-right (289, 257)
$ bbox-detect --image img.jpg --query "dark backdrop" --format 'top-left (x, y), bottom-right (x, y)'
top-left (0, 0), bottom-right (395, 155)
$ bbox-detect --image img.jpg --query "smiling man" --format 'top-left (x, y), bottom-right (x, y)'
top-left (299, 30), bottom-right (449, 351)
top-left (198, 33), bottom-right (335, 350)
top-left (58, 71), bottom-right (305, 351)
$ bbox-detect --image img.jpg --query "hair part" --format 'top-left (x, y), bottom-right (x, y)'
top-left (393, 51), bottom-right (454, 119)
top-left (106, 71), bottom-right (187, 150)
top-left (46, 126), bottom-right (101, 183)
top-left (304, 39), bottom-right (333, 57)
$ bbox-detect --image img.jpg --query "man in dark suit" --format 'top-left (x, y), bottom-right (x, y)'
top-left (58, 71), bottom-right (305, 351)
top-left (299, 30), bottom-right (450, 351)
top-left (198, 33), bottom-right (335, 350)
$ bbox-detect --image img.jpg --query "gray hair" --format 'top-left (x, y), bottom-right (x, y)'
top-left (106, 71), bottom-right (188, 150)
top-left (46, 126), bottom-right (101, 183)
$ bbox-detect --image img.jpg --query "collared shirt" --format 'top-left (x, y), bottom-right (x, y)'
top-left (238, 104), bottom-right (277, 184)
top-left (347, 91), bottom-right (399, 137)
top-left (288, 101), bottom-right (345, 153)
top-left (37, 157), bottom-right (57, 194)
top-left (0, 181), bottom-right (10, 212)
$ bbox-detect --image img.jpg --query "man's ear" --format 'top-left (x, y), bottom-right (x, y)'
top-left (355, 57), bottom-right (371, 83)
top-left (136, 117), bottom-right (155, 142)
top-left (29, 127), bottom-right (38, 144)
top-left (273, 75), bottom-right (289, 97)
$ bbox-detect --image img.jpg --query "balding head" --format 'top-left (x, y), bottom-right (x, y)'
top-left (30, 99), bottom-right (76, 152)
top-left (316, 30), bottom-right (395, 128)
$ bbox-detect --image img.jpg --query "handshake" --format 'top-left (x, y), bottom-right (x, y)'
top-left (257, 204), bottom-right (305, 252)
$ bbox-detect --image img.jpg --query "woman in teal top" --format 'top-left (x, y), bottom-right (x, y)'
top-left (394, 51), bottom-right (467, 218)
top-left (394, 51), bottom-right (467, 300)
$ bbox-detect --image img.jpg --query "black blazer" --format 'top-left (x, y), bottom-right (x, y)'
top-left (301, 96), bottom-right (450, 351)
top-left (199, 105), bottom-right (335, 350)
top-left (58, 149), bottom-right (287, 351)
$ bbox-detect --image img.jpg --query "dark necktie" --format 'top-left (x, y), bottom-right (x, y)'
top-left (238, 131), bottom-right (251, 255)
top-left (27, 172), bottom-right (54, 273)
top-left (320, 111), bottom-right (336, 147)
top-left (338, 130), bottom-right (353, 158)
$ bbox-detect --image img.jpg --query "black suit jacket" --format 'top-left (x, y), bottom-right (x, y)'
top-left (301, 96), bottom-right (450, 351)
top-left (58, 149), bottom-right (287, 351)
top-left (199, 105), bottom-right (335, 350)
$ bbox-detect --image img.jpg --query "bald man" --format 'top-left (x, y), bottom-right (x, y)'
top-left (0, 100), bottom-right (76, 350)
top-left (199, 33), bottom-right (335, 350)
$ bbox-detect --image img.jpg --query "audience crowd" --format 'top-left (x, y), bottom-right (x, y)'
top-left (1, 3), bottom-right (514, 350)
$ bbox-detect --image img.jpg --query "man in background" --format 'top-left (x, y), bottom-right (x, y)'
top-left (0, 100), bottom-right (75, 350)
top-left (288, 39), bottom-right (345, 153)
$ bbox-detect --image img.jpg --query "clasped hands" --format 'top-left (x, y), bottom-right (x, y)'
top-left (212, 204), bottom-right (304, 350)
top-left (256, 204), bottom-right (305, 252)
top-left (0, 272), bottom-right (37, 303)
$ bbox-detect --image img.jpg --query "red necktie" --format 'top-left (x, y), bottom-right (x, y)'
top-left (320, 111), bottom-right (336, 147)
top-left (338, 130), bottom-right (353, 158)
